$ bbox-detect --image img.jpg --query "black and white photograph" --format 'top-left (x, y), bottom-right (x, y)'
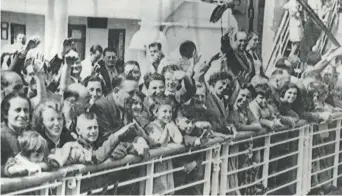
top-left (1, 0), bottom-right (342, 195)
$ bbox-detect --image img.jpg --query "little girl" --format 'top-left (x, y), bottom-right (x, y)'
top-left (4, 131), bottom-right (47, 177)
top-left (144, 96), bottom-right (183, 195)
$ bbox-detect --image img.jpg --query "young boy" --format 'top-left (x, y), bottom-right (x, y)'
top-left (48, 112), bottom-right (149, 167)
top-left (4, 131), bottom-right (47, 177)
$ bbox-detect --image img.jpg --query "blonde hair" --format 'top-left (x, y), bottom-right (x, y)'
top-left (18, 131), bottom-right (47, 157)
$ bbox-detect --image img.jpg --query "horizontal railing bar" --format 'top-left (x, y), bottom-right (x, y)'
top-left (312, 140), bottom-right (337, 149)
top-left (267, 165), bottom-right (298, 179)
top-left (311, 152), bottom-right (336, 163)
top-left (311, 173), bottom-right (342, 189)
top-left (311, 127), bottom-right (338, 136)
top-left (225, 177), bottom-right (265, 193)
top-left (161, 179), bottom-right (206, 195)
top-left (311, 165), bottom-right (335, 176)
top-left (225, 162), bottom-right (264, 176)
top-left (269, 137), bottom-right (299, 147)
top-left (268, 151), bottom-right (298, 163)
top-left (4, 181), bottom-right (62, 195)
top-left (265, 180), bottom-right (298, 195)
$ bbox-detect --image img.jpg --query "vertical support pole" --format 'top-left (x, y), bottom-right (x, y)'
top-left (333, 119), bottom-right (341, 186)
top-left (56, 180), bottom-right (66, 196)
top-left (296, 127), bottom-right (305, 195)
top-left (301, 126), bottom-right (311, 194)
top-left (307, 125), bottom-right (314, 192)
top-left (39, 183), bottom-right (49, 196)
top-left (65, 175), bottom-right (81, 195)
top-left (262, 134), bottom-right (271, 188)
top-left (210, 144), bottom-right (221, 196)
top-left (145, 160), bottom-right (155, 195)
top-left (203, 146), bottom-right (213, 195)
top-left (219, 142), bottom-right (229, 195)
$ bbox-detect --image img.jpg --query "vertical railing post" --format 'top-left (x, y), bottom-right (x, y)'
top-left (333, 119), bottom-right (342, 186)
top-left (203, 146), bottom-right (213, 195)
top-left (39, 183), bottom-right (49, 196)
top-left (56, 180), bottom-right (66, 196)
top-left (301, 126), bottom-right (311, 194)
top-left (65, 175), bottom-right (81, 195)
top-left (262, 134), bottom-right (271, 188)
top-left (296, 127), bottom-right (305, 195)
top-left (209, 144), bottom-right (221, 196)
top-left (307, 125), bottom-right (314, 192)
top-left (145, 160), bottom-right (155, 195)
top-left (219, 142), bottom-right (229, 195)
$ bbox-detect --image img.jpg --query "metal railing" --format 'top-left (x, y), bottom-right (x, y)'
top-left (265, 0), bottom-right (340, 76)
top-left (1, 117), bottom-right (342, 195)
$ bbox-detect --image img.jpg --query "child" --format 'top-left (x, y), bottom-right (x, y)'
top-left (173, 106), bottom-right (209, 195)
top-left (249, 83), bottom-right (296, 131)
top-left (130, 92), bottom-right (151, 128)
top-left (48, 112), bottom-right (149, 168)
top-left (4, 131), bottom-right (47, 177)
top-left (144, 96), bottom-right (183, 195)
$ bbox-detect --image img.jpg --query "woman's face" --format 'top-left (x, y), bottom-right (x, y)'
top-left (255, 94), bottom-right (267, 108)
top-left (164, 71), bottom-right (180, 93)
top-left (7, 97), bottom-right (30, 130)
top-left (131, 97), bottom-right (143, 115)
top-left (283, 87), bottom-right (298, 104)
top-left (42, 108), bottom-right (63, 139)
top-left (155, 104), bottom-right (173, 124)
top-left (248, 34), bottom-right (259, 49)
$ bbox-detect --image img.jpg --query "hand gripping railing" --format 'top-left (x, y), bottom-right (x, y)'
top-left (1, 118), bottom-right (342, 195)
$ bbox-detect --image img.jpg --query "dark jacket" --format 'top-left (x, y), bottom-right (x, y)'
top-left (1, 123), bottom-right (21, 166)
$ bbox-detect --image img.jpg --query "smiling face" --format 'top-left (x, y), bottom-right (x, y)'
top-left (213, 79), bottom-right (231, 98)
top-left (87, 81), bottom-right (103, 104)
top-left (283, 87), bottom-right (298, 104)
top-left (176, 117), bottom-right (194, 134)
top-left (77, 116), bottom-right (99, 143)
top-left (155, 104), bottom-right (173, 124)
top-left (235, 88), bottom-right (252, 109)
top-left (164, 71), bottom-right (180, 93)
top-left (255, 94), bottom-right (267, 108)
top-left (148, 80), bottom-right (165, 97)
top-left (7, 97), bottom-right (30, 131)
top-left (131, 95), bottom-right (143, 116)
top-left (235, 32), bottom-right (247, 51)
top-left (42, 108), bottom-right (64, 139)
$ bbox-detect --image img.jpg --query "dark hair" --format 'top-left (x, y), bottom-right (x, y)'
top-left (275, 57), bottom-right (292, 74)
top-left (280, 82), bottom-right (301, 101)
top-left (247, 31), bottom-right (259, 41)
top-left (177, 105), bottom-right (195, 120)
top-left (90, 45), bottom-right (103, 54)
top-left (240, 82), bottom-right (255, 96)
top-left (1, 92), bottom-right (31, 124)
top-left (125, 60), bottom-right (140, 69)
top-left (306, 51), bottom-right (322, 66)
top-left (144, 73), bottom-right (165, 89)
top-left (220, 33), bottom-right (231, 54)
top-left (103, 48), bottom-right (117, 56)
top-left (208, 72), bottom-right (233, 86)
top-left (271, 69), bottom-right (285, 78)
top-left (179, 40), bottom-right (196, 59)
top-left (63, 88), bottom-right (80, 101)
top-left (253, 83), bottom-right (271, 98)
top-left (148, 42), bottom-right (162, 50)
top-left (83, 75), bottom-right (105, 91)
top-left (150, 96), bottom-right (176, 116)
top-left (18, 131), bottom-right (47, 157)
top-left (161, 64), bottom-right (180, 76)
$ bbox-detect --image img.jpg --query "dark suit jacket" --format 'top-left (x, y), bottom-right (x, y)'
top-left (94, 60), bottom-right (113, 95)
top-left (90, 94), bottom-right (127, 145)
top-left (205, 92), bottom-right (232, 134)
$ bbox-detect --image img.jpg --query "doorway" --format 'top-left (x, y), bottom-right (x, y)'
top-left (10, 23), bottom-right (26, 44)
top-left (108, 29), bottom-right (125, 62)
top-left (68, 24), bottom-right (86, 60)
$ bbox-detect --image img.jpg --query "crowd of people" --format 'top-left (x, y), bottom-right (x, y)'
top-left (1, 16), bottom-right (342, 194)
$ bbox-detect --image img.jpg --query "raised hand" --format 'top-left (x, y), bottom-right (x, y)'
top-left (65, 50), bottom-right (79, 66)
top-left (192, 49), bottom-right (202, 65)
top-left (25, 37), bottom-right (40, 51)
top-left (60, 38), bottom-right (75, 58)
